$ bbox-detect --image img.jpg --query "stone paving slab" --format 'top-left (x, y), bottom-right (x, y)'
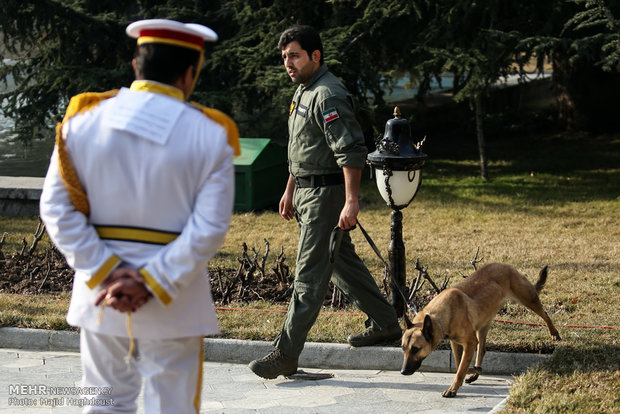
top-left (0, 348), bottom-right (512, 414)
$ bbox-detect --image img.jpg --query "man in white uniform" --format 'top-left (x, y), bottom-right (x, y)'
top-left (40, 19), bottom-right (240, 414)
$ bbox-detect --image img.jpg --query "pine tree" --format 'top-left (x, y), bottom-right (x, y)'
top-left (2, 0), bottom-right (618, 151)
top-left (549, 0), bottom-right (620, 131)
top-left (0, 0), bottom-right (137, 141)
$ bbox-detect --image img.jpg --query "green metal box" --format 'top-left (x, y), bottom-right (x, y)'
top-left (234, 138), bottom-right (288, 212)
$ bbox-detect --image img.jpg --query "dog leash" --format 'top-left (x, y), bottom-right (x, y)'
top-left (329, 225), bottom-right (344, 264)
top-left (329, 222), bottom-right (418, 314)
top-left (356, 220), bottom-right (419, 314)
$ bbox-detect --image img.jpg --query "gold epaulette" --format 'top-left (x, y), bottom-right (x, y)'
top-left (190, 101), bottom-right (241, 156)
top-left (63, 90), bottom-right (120, 123)
top-left (57, 90), bottom-right (120, 216)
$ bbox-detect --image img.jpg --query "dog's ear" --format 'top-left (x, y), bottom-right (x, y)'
top-left (422, 314), bottom-right (434, 342)
top-left (403, 312), bottom-right (414, 329)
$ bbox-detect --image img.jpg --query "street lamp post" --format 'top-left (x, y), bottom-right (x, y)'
top-left (366, 107), bottom-right (427, 317)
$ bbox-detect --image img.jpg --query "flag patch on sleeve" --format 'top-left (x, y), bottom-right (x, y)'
top-left (322, 108), bottom-right (340, 123)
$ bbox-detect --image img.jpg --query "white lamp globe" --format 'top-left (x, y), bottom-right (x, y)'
top-left (375, 168), bottom-right (422, 208)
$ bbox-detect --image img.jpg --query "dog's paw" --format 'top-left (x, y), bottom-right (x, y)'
top-left (465, 373), bottom-right (479, 383)
top-left (465, 366), bottom-right (482, 383)
top-left (442, 389), bottom-right (457, 398)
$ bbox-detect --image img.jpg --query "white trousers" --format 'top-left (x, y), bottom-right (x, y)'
top-left (80, 329), bottom-right (203, 414)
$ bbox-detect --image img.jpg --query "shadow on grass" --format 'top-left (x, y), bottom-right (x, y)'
top-left (540, 343), bottom-right (620, 374)
top-left (506, 342), bottom-right (619, 412)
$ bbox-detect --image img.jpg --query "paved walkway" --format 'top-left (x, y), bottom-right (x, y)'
top-left (0, 348), bottom-right (512, 414)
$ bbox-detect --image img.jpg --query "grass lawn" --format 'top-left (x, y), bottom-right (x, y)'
top-left (0, 126), bottom-right (618, 413)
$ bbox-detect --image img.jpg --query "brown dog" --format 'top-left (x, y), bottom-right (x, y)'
top-left (401, 263), bottom-right (561, 397)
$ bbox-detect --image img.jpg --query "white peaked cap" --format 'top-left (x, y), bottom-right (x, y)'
top-left (126, 19), bottom-right (218, 49)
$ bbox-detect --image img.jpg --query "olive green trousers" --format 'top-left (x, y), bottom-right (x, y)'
top-left (273, 184), bottom-right (398, 357)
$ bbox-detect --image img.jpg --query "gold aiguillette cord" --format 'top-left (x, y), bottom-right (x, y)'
top-left (98, 301), bottom-right (135, 367)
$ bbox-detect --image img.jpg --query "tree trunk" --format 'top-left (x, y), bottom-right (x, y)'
top-left (474, 94), bottom-right (488, 181)
top-left (552, 46), bottom-right (620, 132)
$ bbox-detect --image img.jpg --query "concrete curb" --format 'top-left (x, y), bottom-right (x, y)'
top-left (0, 327), bottom-right (550, 375)
top-left (0, 176), bottom-right (44, 216)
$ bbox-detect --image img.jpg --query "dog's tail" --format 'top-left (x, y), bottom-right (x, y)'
top-left (534, 265), bottom-right (549, 292)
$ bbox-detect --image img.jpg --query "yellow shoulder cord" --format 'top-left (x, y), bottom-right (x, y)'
top-left (56, 89), bottom-right (120, 216)
top-left (189, 102), bottom-right (241, 156)
top-left (55, 125), bottom-right (90, 216)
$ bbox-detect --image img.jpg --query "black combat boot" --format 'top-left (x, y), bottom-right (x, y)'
top-left (248, 348), bottom-right (298, 379)
top-left (347, 323), bottom-right (402, 347)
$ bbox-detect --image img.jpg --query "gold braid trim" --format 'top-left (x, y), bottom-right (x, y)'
top-left (56, 90), bottom-right (120, 216)
top-left (124, 312), bottom-right (135, 366)
top-left (190, 102), bottom-right (241, 156)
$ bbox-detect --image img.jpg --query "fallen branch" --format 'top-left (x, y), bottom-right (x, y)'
top-left (27, 219), bottom-right (46, 256)
top-left (29, 266), bottom-right (39, 281)
top-left (0, 232), bottom-right (7, 250)
top-left (275, 283), bottom-right (294, 302)
top-left (408, 270), bottom-right (425, 302)
top-left (414, 258), bottom-right (448, 295)
top-left (0, 232), bottom-right (6, 261)
top-left (470, 247), bottom-right (484, 271)
top-left (272, 246), bottom-right (290, 287)
top-left (37, 262), bottom-right (51, 292)
top-left (330, 283), bottom-right (345, 308)
top-left (19, 238), bottom-right (27, 256)
top-left (259, 239), bottom-right (269, 279)
top-left (249, 288), bottom-right (265, 302)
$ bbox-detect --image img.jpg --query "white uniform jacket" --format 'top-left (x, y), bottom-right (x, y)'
top-left (40, 82), bottom-right (235, 339)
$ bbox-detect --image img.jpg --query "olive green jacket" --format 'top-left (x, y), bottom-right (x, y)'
top-left (287, 65), bottom-right (367, 177)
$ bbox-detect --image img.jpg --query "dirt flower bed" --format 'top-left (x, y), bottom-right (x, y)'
top-left (0, 232), bottom-right (444, 310)
top-left (0, 238), bottom-right (356, 308)
top-left (0, 247), bottom-right (73, 294)
top-left (0, 246), bottom-right (299, 304)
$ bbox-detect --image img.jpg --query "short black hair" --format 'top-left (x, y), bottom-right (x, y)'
top-left (278, 25), bottom-right (324, 64)
top-left (133, 43), bottom-right (201, 85)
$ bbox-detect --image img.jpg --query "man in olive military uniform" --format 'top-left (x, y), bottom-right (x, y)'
top-left (249, 25), bottom-right (401, 379)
